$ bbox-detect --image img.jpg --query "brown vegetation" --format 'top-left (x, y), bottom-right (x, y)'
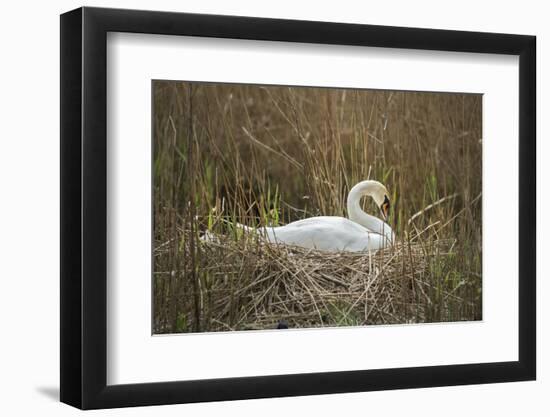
top-left (152, 81), bottom-right (482, 333)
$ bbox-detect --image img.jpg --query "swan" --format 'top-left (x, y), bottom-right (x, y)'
top-left (240, 180), bottom-right (394, 252)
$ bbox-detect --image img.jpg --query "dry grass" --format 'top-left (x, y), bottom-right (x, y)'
top-left (152, 81), bottom-right (482, 334)
top-left (155, 234), bottom-right (474, 332)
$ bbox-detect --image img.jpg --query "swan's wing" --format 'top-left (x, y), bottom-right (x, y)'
top-left (264, 217), bottom-right (386, 252)
top-left (284, 216), bottom-right (388, 235)
top-left (281, 216), bottom-right (368, 232)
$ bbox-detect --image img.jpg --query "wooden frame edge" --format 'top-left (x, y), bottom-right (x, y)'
top-left (60, 6), bottom-right (536, 410)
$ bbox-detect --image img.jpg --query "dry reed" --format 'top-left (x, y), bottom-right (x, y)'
top-left (152, 81), bottom-right (482, 334)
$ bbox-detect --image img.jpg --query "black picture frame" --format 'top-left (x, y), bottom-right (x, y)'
top-left (60, 6), bottom-right (536, 410)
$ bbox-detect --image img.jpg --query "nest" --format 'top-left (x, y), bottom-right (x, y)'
top-left (154, 230), bottom-right (477, 333)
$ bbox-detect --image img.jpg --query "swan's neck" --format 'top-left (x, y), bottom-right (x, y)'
top-left (347, 181), bottom-right (393, 244)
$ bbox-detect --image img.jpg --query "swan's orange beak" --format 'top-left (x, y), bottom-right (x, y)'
top-left (380, 195), bottom-right (390, 221)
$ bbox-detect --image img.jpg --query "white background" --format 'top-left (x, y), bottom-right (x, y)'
top-left (108, 34), bottom-right (518, 384)
top-left (0, 0), bottom-right (546, 416)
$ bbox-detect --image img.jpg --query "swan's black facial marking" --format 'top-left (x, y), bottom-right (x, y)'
top-left (380, 195), bottom-right (391, 220)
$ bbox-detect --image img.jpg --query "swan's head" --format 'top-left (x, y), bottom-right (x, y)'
top-left (348, 180), bottom-right (392, 222)
top-left (370, 181), bottom-right (391, 221)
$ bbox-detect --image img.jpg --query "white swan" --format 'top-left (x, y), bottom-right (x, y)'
top-left (241, 180), bottom-right (394, 252)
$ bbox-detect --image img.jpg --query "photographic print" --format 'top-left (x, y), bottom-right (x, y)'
top-left (152, 81), bottom-right (482, 334)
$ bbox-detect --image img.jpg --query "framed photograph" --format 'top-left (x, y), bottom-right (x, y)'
top-left (60, 6), bottom-right (536, 409)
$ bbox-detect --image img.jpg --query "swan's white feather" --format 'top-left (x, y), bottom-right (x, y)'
top-left (259, 216), bottom-right (389, 252)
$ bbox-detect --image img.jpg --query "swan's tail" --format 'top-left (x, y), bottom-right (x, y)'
top-left (199, 221), bottom-right (262, 244)
top-left (233, 222), bottom-right (254, 233)
top-left (233, 222), bottom-right (272, 240)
